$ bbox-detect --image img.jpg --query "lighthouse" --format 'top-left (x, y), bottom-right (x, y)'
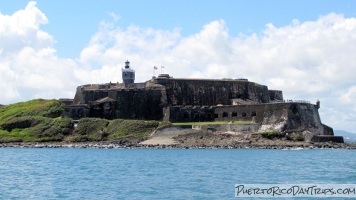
top-left (122, 60), bottom-right (135, 84)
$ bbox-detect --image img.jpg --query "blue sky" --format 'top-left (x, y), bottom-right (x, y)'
top-left (0, 1), bottom-right (356, 132)
top-left (1, 0), bottom-right (355, 57)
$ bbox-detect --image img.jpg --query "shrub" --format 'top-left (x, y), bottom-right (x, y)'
top-left (0, 117), bottom-right (72, 142)
top-left (0, 116), bottom-right (43, 131)
top-left (287, 132), bottom-right (305, 141)
top-left (260, 131), bottom-right (280, 139)
top-left (71, 118), bottom-right (109, 141)
top-left (108, 119), bottom-right (159, 139)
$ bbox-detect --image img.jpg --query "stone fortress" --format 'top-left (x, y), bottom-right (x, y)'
top-left (61, 61), bottom-right (343, 142)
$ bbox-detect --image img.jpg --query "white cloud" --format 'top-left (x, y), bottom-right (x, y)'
top-left (1, 2), bottom-right (355, 132)
top-left (0, 1), bottom-right (80, 103)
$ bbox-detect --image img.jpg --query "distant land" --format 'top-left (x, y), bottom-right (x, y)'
top-left (335, 130), bottom-right (356, 143)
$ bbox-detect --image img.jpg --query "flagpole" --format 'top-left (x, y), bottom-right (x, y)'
top-left (153, 66), bottom-right (157, 77)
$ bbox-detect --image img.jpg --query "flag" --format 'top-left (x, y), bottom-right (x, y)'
top-left (154, 66), bottom-right (158, 70)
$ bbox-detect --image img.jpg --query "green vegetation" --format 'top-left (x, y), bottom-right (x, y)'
top-left (107, 119), bottom-right (159, 139)
top-left (67, 118), bottom-right (109, 142)
top-left (259, 131), bottom-right (279, 139)
top-left (0, 99), bottom-right (71, 142)
top-left (0, 99), bottom-right (63, 121)
top-left (287, 132), bottom-right (305, 141)
top-left (67, 118), bottom-right (160, 142)
top-left (0, 99), bottom-right (163, 143)
top-left (156, 121), bottom-right (172, 129)
top-left (172, 121), bottom-right (253, 126)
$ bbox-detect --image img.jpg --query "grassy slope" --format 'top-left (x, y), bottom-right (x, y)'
top-left (66, 118), bottom-right (161, 142)
top-left (0, 99), bottom-right (71, 142)
top-left (0, 99), bottom-right (163, 142)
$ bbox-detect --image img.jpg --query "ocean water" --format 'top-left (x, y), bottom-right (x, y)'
top-left (0, 148), bottom-right (355, 199)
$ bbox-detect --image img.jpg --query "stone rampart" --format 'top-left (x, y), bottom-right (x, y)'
top-left (311, 135), bottom-right (344, 143)
top-left (269, 90), bottom-right (283, 102)
top-left (163, 106), bottom-right (215, 122)
top-left (114, 88), bottom-right (165, 120)
top-left (154, 78), bottom-right (271, 106)
top-left (58, 98), bottom-right (73, 106)
top-left (257, 103), bottom-right (325, 135)
top-left (165, 102), bottom-right (329, 135)
top-left (63, 104), bottom-right (90, 120)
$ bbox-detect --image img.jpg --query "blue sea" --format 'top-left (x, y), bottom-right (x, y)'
top-left (0, 148), bottom-right (355, 199)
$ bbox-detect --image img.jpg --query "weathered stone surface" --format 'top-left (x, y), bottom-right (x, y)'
top-left (259, 103), bottom-right (325, 135)
top-left (63, 104), bottom-right (90, 120)
top-left (311, 135), bottom-right (344, 143)
top-left (269, 90), bottom-right (283, 102)
top-left (89, 97), bottom-right (116, 119)
top-left (155, 78), bottom-right (271, 106)
top-left (68, 82), bottom-right (166, 120)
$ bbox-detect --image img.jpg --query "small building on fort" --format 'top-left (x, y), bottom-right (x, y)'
top-left (61, 61), bottom-right (341, 142)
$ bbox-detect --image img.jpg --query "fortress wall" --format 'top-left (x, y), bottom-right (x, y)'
top-left (311, 135), bottom-right (343, 143)
top-left (157, 79), bottom-right (270, 106)
top-left (62, 104), bottom-right (90, 120)
top-left (82, 90), bottom-right (110, 104)
top-left (164, 106), bottom-right (215, 122)
top-left (166, 102), bottom-right (330, 135)
top-left (71, 83), bottom-right (166, 120)
top-left (216, 103), bottom-right (328, 135)
top-left (269, 90), bottom-right (283, 101)
top-left (322, 124), bottom-right (334, 135)
top-left (73, 86), bottom-right (84, 104)
top-left (73, 87), bottom-right (109, 105)
top-left (89, 100), bottom-right (116, 120)
top-left (214, 104), bottom-right (266, 123)
top-left (114, 88), bottom-right (165, 120)
top-left (259, 103), bottom-right (327, 135)
top-left (59, 98), bottom-right (74, 106)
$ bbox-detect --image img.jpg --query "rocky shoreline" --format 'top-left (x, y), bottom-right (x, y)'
top-left (1, 126), bottom-right (354, 149)
top-left (1, 140), bottom-right (355, 149)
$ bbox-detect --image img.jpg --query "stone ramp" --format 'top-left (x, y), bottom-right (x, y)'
top-left (140, 127), bottom-right (199, 145)
top-left (140, 137), bottom-right (178, 145)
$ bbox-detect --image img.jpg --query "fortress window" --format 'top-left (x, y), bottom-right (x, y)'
top-left (242, 112), bottom-right (247, 117)
top-left (223, 112), bottom-right (228, 118)
top-left (214, 113), bottom-right (219, 119)
top-left (232, 112), bottom-right (237, 117)
top-left (251, 111), bottom-right (257, 117)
